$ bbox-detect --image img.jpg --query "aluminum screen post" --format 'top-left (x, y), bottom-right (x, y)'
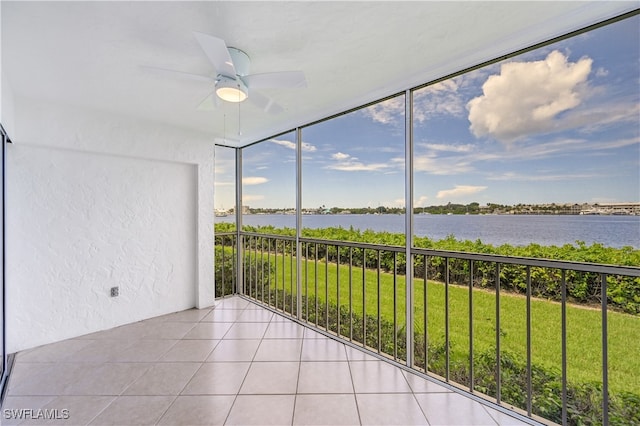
top-left (405, 89), bottom-right (414, 368)
top-left (296, 127), bottom-right (303, 320)
top-left (235, 148), bottom-right (244, 296)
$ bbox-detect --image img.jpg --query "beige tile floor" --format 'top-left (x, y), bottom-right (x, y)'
top-left (2, 296), bottom-right (534, 425)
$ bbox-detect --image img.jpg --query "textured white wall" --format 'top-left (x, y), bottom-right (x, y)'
top-left (1, 69), bottom-right (16, 138)
top-left (6, 97), bottom-right (215, 352)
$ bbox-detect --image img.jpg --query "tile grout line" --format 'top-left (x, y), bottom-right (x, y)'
top-left (109, 315), bottom-right (199, 426)
top-left (153, 301), bottom-right (227, 424)
top-left (222, 302), bottom-right (269, 425)
top-left (405, 370), bottom-right (433, 426)
top-left (290, 325), bottom-right (308, 426)
top-left (480, 402), bottom-right (503, 426)
top-left (345, 348), bottom-right (364, 426)
top-left (156, 313), bottom-right (216, 425)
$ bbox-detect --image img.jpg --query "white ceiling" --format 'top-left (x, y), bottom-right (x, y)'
top-left (2, 1), bottom-right (636, 147)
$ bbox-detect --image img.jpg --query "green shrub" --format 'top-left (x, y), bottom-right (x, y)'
top-left (216, 224), bottom-right (640, 314)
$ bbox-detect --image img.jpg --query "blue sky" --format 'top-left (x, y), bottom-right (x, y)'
top-left (216, 16), bottom-right (639, 210)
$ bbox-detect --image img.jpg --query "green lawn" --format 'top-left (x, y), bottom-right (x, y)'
top-left (250, 253), bottom-right (640, 395)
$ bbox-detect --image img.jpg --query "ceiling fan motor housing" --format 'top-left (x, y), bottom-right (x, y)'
top-left (228, 47), bottom-right (250, 77)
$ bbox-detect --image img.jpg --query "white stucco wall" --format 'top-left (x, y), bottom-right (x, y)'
top-left (6, 97), bottom-right (215, 352)
top-left (1, 66), bottom-right (16, 139)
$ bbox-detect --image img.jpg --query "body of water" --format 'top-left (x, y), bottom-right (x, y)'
top-left (216, 214), bottom-right (640, 248)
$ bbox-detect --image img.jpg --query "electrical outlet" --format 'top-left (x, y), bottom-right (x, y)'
top-left (110, 287), bottom-right (119, 297)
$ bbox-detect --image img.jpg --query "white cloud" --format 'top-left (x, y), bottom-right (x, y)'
top-left (467, 50), bottom-right (592, 142)
top-left (360, 96), bottom-right (404, 124)
top-left (243, 176), bottom-right (268, 185)
top-left (596, 136), bottom-right (640, 150)
top-left (327, 151), bottom-right (391, 172)
top-left (360, 78), bottom-right (468, 125)
top-left (269, 138), bottom-right (317, 152)
top-left (214, 181), bottom-right (234, 187)
top-left (414, 79), bottom-right (465, 122)
top-left (415, 195), bottom-right (429, 207)
top-left (332, 152), bottom-right (350, 160)
top-left (436, 185), bottom-right (487, 199)
top-left (566, 103), bottom-right (640, 134)
top-left (487, 171), bottom-right (600, 182)
top-left (329, 162), bottom-right (390, 172)
top-left (422, 143), bottom-right (474, 153)
top-left (413, 153), bottom-right (474, 175)
top-left (243, 194), bottom-right (265, 202)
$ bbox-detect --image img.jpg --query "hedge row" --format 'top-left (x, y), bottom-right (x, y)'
top-left (215, 224), bottom-right (640, 314)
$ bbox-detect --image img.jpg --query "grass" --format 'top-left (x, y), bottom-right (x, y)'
top-left (246, 252), bottom-right (640, 395)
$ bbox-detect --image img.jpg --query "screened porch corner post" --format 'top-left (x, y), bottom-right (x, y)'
top-left (235, 147), bottom-right (244, 296)
top-left (296, 127), bottom-right (303, 320)
top-left (405, 88), bottom-right (415, 369)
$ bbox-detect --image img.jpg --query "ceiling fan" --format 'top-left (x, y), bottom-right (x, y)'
top-left (145, 32), bottom-right (307, 114)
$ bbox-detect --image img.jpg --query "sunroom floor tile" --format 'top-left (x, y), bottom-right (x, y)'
top-left (3, 296), bottom-right (535, 425)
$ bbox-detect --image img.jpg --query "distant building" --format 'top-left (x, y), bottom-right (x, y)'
top-left (580, 202), bottom-right (640, 215)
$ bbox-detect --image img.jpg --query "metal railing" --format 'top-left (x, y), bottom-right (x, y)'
top-left (215, 231), bottom-right (640, 426)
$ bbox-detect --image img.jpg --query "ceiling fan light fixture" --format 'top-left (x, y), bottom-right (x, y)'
top-left (216, 76), bottom-right (248, 102)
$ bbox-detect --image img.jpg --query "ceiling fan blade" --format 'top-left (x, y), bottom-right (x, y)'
top-left (140, 65), bottom-right (213, 83)
top-left (192, 32), bottom-right (236, 78)
top-left (243, 71), bottom-right (307, 89)
top-left (196, 91), bottom-right (220, 111)
top-left (248, 90), bottom-right (284, 115)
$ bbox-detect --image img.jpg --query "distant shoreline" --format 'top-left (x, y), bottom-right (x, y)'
top-left (216, 213), bottom-right (640, 249)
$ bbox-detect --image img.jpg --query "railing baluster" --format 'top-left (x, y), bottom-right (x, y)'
top-left (445, 257), bottom-right (450, 381)
top-left (495, 263), bottom-right (501, 404)
top-left (254, 237), bottom-right (258, 299)
top-left (601, 273), bottom-right (609, 426)
top-left (260, 237), bottom-right (265, 304)
top-left (393, 251), bottom-right (398, 360)
top-left (423, 254), bottom-right (428, 372)
top-left (250, 236), bottom-right (254, 299)
top-left (251, 236), bottom-right (255, 300)
top-left (267, 238), bottom-right (272, 307)
top-left (561, 269), bottom-right (568, 426)
top-left (221, 236), bottom-right (225, 297)
top-left (305, 243), bottom-right (309, 321)
top-left (337, 245), bottom-right (340, 336)
top-left (274, 239), bottom-right (278, 310)
top-left (315, 243), bottom-right (319, 328)
top-left (290, 240), bottom-right (294, 315)
top-left (283, 241), bottom-right (287, 312)
top-left (244, 236), bottom-right (248, 298)
top-left (325, 243), bottom-right (329, 330)
top-left (526, 266), bottom-right (532, 417)
top-left (362, 247), bottom-right (366, 348)
top-left (469, 259), bottom-right (474, 392)
top-left (377, 250), bottom-right (381, 354)
top-left (232, 236), bottom-right (236, 295)
top-left (349, 247), bottom-right (353, 342)
top-left (252, 236), bottom-right (256, 299)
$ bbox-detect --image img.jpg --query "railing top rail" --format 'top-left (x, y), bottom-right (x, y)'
top-left (215, 230), bottom-right (640, 276)
top-left (229, 231), bottom-right (407, 252)
top-left (241, 231), bottom-right (297, 242)
top-left (411, 247), bottom-right (640, 276)
top-left (300, 236), bottom-right (406, 253)
top-left (215, 232), bottom-right (237, 237)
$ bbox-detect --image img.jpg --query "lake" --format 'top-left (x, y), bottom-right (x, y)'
top-left (216, 214), bottom-right (640, 248)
